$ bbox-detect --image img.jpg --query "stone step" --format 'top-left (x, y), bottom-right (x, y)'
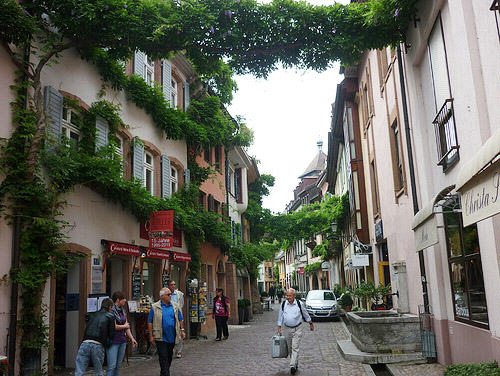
top-left (337, 339), bottom-right (426, 365)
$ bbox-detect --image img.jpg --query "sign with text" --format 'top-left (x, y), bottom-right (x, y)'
top-left (297, 267), bottom-right (305, 275)
top-left (149, 210), bottom-right (174, 249)
top-left (147, 248), bottom-right (171, 260)
top-left (459, 163), bottom-right (500, 227)
top-left (414, 216), bottom-right (438, 251)
top-left (171, 251), bottom-right (192, 262)
top-left (107, 241), bottom-right (141, 257)
top-left (351, 254), bottom-right (369, 267)
top-left (141, 222), bottom-right (183, 248)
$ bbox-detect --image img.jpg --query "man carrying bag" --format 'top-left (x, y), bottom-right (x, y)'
top-left (276, 288), bottom-right (314, 375)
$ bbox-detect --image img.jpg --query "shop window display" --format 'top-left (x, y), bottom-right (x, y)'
top-left (444, 206), bottom-right (488, 327)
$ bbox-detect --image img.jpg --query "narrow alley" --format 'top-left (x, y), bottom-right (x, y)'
top-left (114, 303), bottom-right (444, 376)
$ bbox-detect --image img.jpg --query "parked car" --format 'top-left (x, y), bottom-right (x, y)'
top-left (304, 289), bottom-right (339, 321)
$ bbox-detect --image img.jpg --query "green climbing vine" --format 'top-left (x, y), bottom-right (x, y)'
top-left (0, 0), bottom-right (418, 372)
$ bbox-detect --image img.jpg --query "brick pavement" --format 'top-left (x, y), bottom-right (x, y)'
top-left (75, 302), bottom-right (444, 376)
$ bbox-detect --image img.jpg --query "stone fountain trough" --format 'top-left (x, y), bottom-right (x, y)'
top-left (337, 310), bottom-right (425, 364)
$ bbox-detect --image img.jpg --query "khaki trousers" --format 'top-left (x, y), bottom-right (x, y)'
top-left (283, 324), bottom-right (304, 368)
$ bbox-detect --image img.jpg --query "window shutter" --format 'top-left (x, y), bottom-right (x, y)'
top-left (134, 51), bottom-right (146, 78)
top-left (184, 168), bottom-right (190, 187)
top-left (95, 116), bottom-right (109, 150)
top-left (162, 60), bottom-right (172, 105)
top-left (43, 86), bottom-right (63, 142)
top-left (183, 81), bottom-right (190, 110)
top-left (428, 17), bottom-right (451, 112)
top-left (132, 139), bottom-right (144, 183)
top-left (161, 155), bottom-right (171, 198)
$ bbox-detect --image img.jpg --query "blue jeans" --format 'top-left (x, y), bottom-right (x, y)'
top-left (75, 341), bottom-right (105, 376)
top-left (106, 342), bottom-right (127, 376)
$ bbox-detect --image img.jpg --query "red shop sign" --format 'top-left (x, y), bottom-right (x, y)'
top-left (147, 248), bottom-right (171, 260)
top-left (107, 241), bottom-right (140, 257)
top-left (171, 251), bottom-right (192, 262)
top-left (298, 267), bottom-right (305, 275)
top-left (149, 210), bottom-right (174, 249)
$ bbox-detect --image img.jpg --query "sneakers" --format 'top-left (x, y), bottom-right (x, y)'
top-left (176, 353), bottom-right (182, 358)
top-left (222, 336), bottom-right (228, 340)
top-left (290, 366), bottom-right (297, 375)
top-left (215, 338), bottom-right (222, 341)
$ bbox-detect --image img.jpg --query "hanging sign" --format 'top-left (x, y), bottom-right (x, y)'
top-left (297, 267), bottom-right (305, 275)
top-left (149, 210), bottom-right (174, 249)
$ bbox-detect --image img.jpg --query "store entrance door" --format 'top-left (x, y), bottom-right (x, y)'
top-left (53, 261), bottom-right (82, 369)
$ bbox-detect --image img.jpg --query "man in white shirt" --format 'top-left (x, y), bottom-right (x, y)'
top-left (168, 280), bottom-right (185, 358)
top-left (276, 288), bottom-right (314, 375)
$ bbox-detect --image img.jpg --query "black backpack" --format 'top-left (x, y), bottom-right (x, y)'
top-left (281, 299), bottom-right (307, 322)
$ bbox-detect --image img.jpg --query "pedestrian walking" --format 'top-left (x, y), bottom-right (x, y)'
top-left (269, 285), bottom-right (276, 303)
top-left (168, 280), bottom-right (185, 358)
top-left (148, 288), bottom-right (185, 376)
top-left (276, 288), bottom-right (314, 375)
top-left (212, 288), bottom-right (231, 341)
top-left (276, 285), bottom-right (284, 304)
top-left (75, 298), bottom-right (115, 376)
top-left (106, 292), bottom-right (138, 376)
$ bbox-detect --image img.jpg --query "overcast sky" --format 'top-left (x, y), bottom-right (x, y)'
top-left (228, 67), bottom-right (343, 214)
top-left (227, 0), bottom-right (348, 214)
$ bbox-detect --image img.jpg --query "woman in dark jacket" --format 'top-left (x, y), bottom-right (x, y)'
top-left (212, 288), bottom-right (231, 341)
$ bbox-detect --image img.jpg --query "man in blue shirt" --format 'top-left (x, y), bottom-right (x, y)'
top-left (276, 288), bottom-right (314, 375)
top-left (148, 288), bottom-right (185, 376)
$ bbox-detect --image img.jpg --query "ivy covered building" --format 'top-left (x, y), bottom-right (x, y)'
top-left (0, 34), bottom-right (258, 376)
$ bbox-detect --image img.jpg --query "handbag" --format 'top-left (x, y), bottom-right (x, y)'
top-left (271, 334), bottom-right (288, 358)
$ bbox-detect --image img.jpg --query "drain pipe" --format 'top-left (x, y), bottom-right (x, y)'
top-left (396, 45), bottom-right (429, 313)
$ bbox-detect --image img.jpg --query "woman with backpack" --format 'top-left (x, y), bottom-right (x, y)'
top-left (213, 288), bottom-right (231, 341)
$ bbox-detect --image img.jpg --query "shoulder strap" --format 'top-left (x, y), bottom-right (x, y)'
top-left (281, 300), bottom-right (285, 311)
top-left (296, 299), bottom-right (307, 322)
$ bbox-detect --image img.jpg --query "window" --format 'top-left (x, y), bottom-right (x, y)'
top-left (370, 161), bottom-right (381, 215)
top-left (228, 167), bottom-right (235, 196)
top-left (170, 166), bottom-right (178, 194)
top-left (214, 146), bottom-right (222, 169)
top-left (61, 106), bottom-right (81, 145)
top-left (115, 135), bottom-right (124, 176)
top-left (203, 147), bottom-right (211, 163)
top-left (171, 79), bottom-right (178, 109)
top-left (377, 48), bottom-right (389, 88)
top-left (389, 119), bottom-right (405, 193)
top-left (235, 168), bottom-right (243, 203)
top-left (144, 151), bottom-right (154, 194)
top-left (144, 55), bottom-right (155, 86)
top-left (427, 16), bottom-right (459, 169)
top-left (444, 200), bottom-right (488, 327)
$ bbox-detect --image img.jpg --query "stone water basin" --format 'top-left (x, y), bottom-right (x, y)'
top-left (346, 310), bottom-right (422, 353)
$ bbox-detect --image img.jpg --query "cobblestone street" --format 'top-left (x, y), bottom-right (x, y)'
top-left (114, 303), bottom-right (445, 376)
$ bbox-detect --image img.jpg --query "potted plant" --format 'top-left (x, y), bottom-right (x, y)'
top-left (243, 298), bottom-right (251, 322)
top-left (338, 291), bottom-right (353, 312)
top-left (237, 299), bottom-right (246, 325)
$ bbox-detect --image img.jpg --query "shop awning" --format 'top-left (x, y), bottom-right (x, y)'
top-left (412, 185), bottom-right (455, 251)
top-left (456, 128), bottom-right (500, 190)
